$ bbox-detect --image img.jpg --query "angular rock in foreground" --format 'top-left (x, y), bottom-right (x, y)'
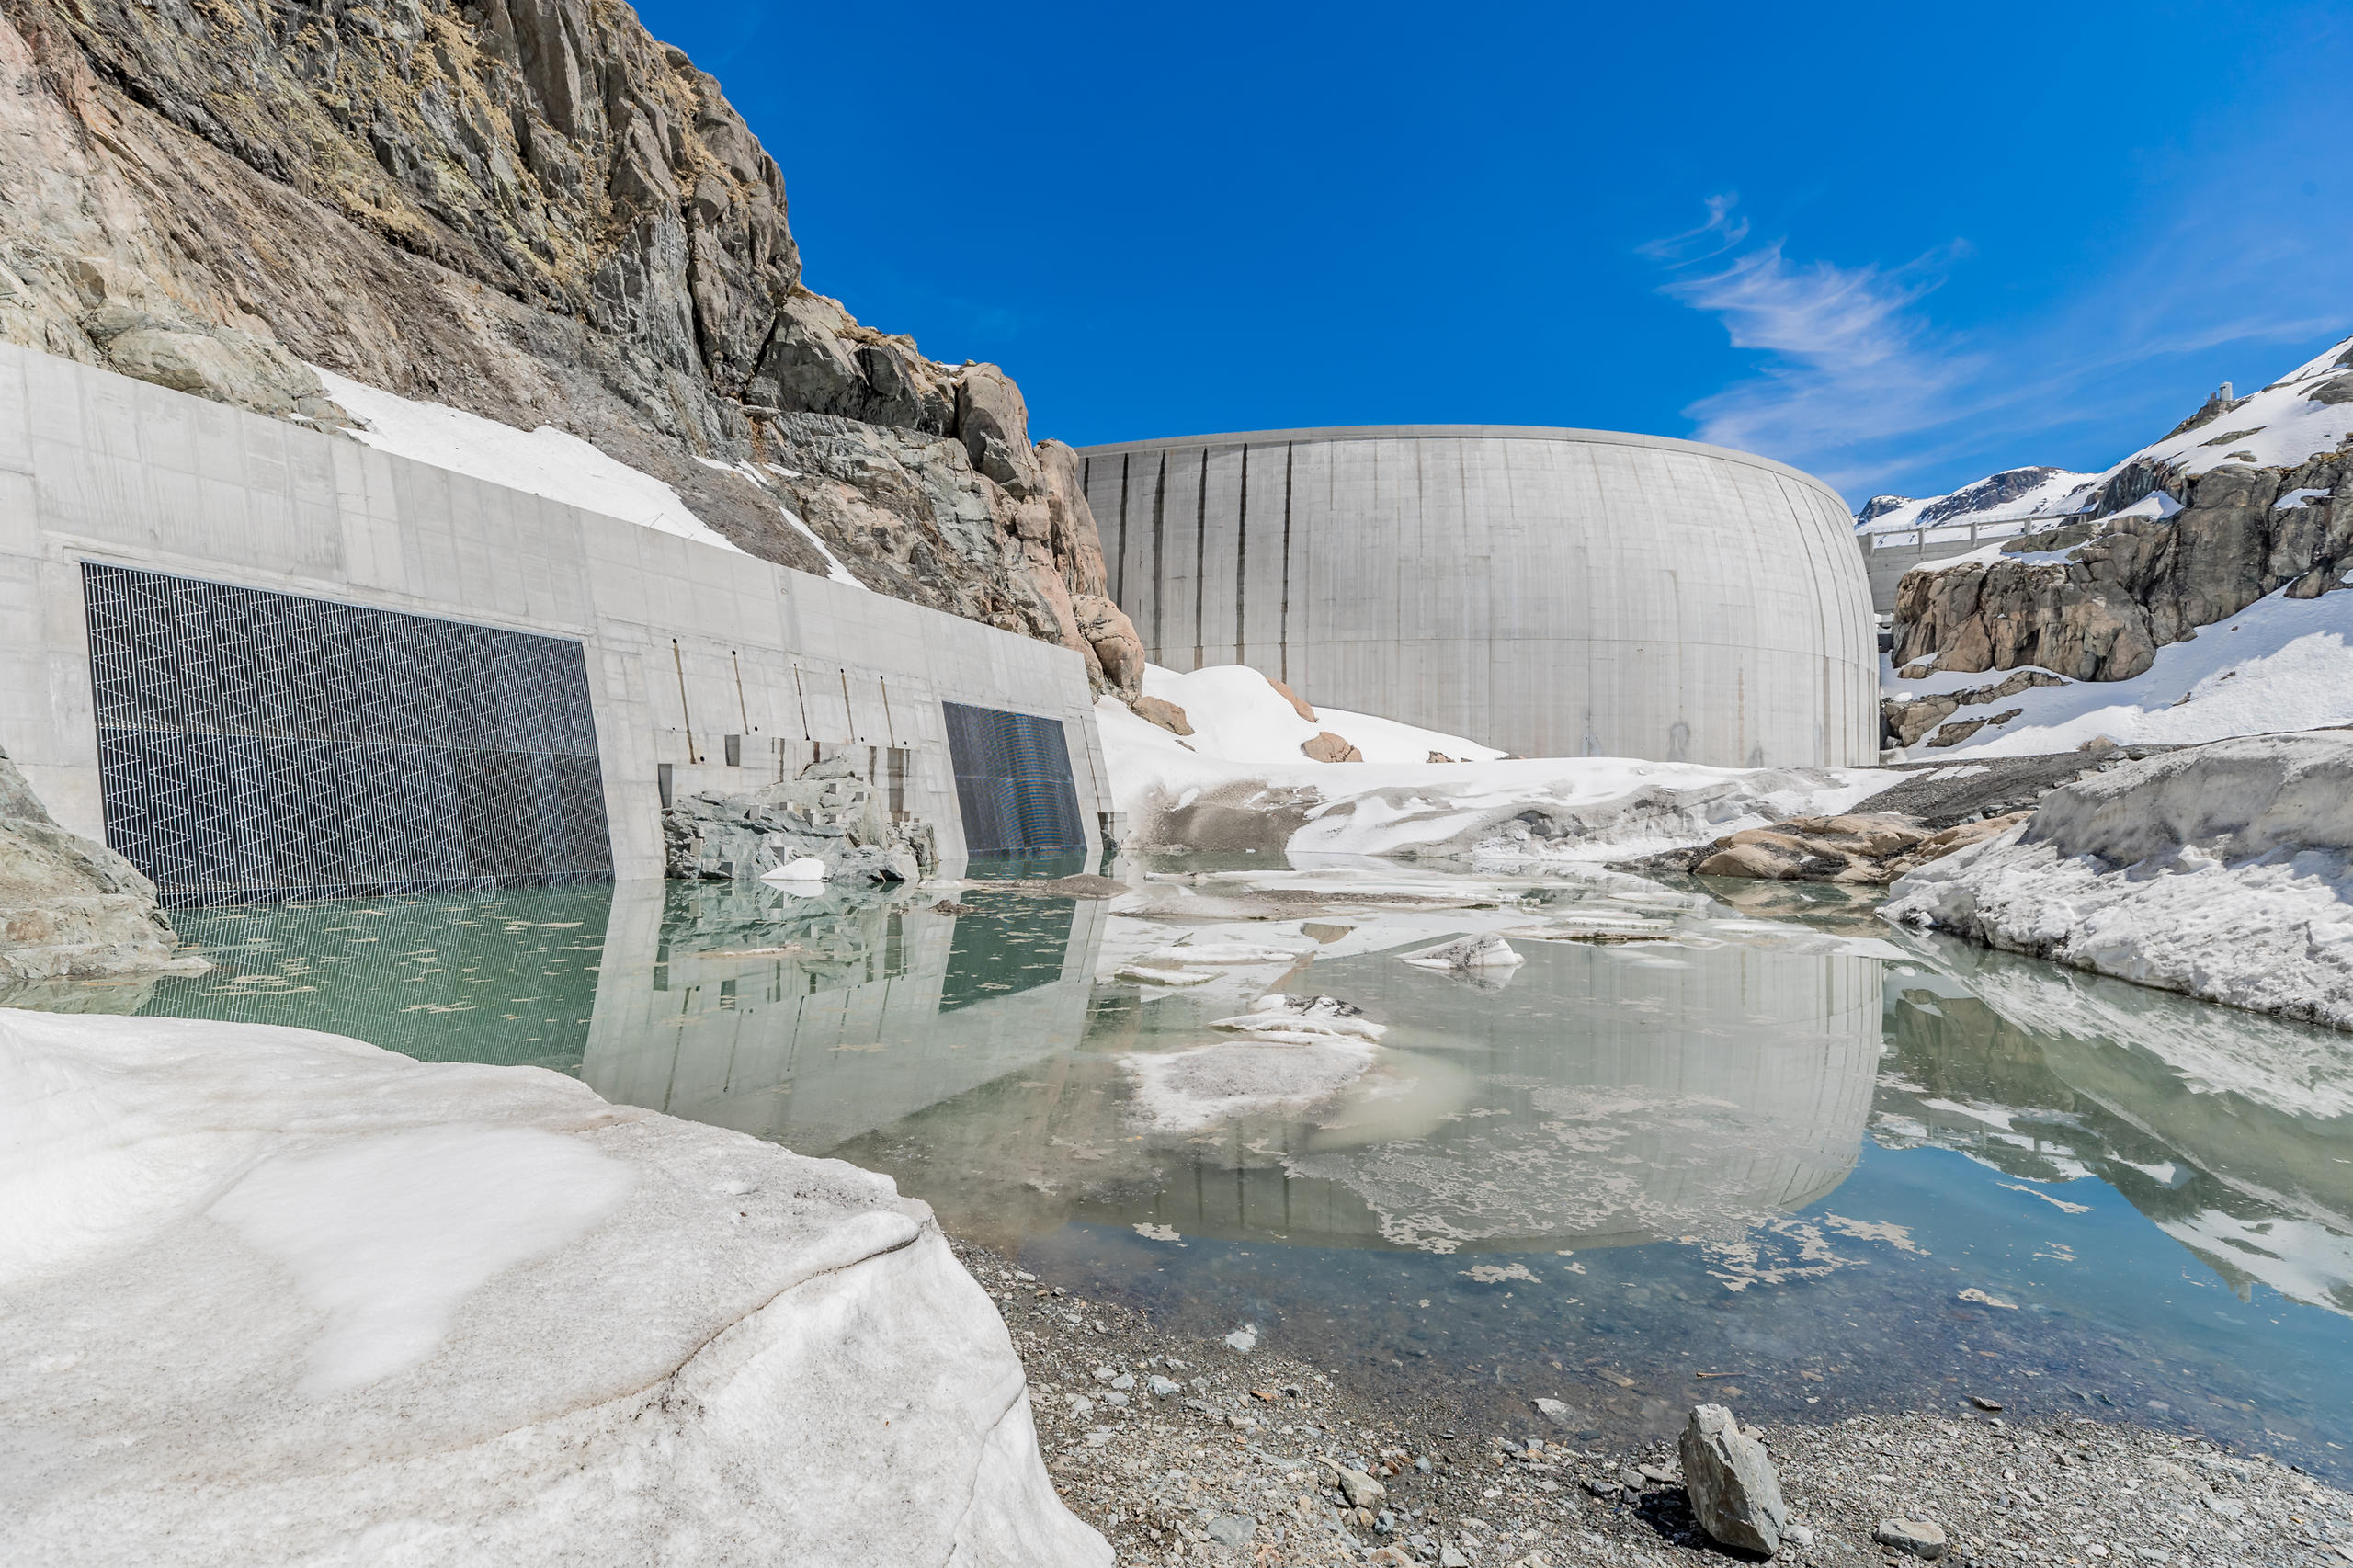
top-left (0, 1010), bottom-right (1108, 1568)
top-left (0, 745), bottom-right (199, 983)
top-left (1679, 1403), bottom-right (1788, 1555)
top-left (664, 753), bottom-right (934, 883)
top-left (1883, 733), bottom-right (2353, 1030)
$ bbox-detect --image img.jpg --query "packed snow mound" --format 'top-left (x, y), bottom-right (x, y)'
top-left (1888, 587), bottom-right (2353, 757)
top-left (1097, 687), bottom-right (1882, 862)
top-left (0, 1010), bottom-right (1107, 1568)
top-left (1883, 734), bottom-right (2353, 1030)
top-left (316, 367), bottom-right (748, 556)
top-left (1138, 664), bottom-right (1506, 765)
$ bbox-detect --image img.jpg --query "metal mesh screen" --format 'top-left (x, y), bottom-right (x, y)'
top-left (940, 701), bottom-right (1084, 858)
top-left (83, 562), bottom-right (612, 904)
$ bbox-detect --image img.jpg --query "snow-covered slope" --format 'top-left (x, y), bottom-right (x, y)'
top-left (1856, 466), bottom-right (2097, 537)
top-left (1139, 664), bottom-right (1506, 766)
top-left (2120, 338), bottom-right (2353, 481)
top-left (317, 367), bottom-right (747, 555)
top-left (1889, 585), bottom-right (2353, 756)
top-left (1099, 666), bottom-right (1883, 863)
top-left (1858, 333), bottom-right (2353, 542)
top-left (1883, 734), bottom-right (2353, 1030)
top-left (0, 1008), bottom-right (1106, 1567)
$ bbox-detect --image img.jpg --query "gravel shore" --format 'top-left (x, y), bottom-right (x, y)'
top-left (953, 1240), bottom-right (2352, 1567)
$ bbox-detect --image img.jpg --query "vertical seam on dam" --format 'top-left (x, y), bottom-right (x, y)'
top-left (1114, 454), bottom-right (1131, 605)
top-left (1192, 447), bottom-right (1208, 670)
top-left (1279, 442), bottom-right (1294, 686)
top-left (1150, 452), bottom-right (1167, 658)
top-left (1234, 445), bottom-right (1250, 665)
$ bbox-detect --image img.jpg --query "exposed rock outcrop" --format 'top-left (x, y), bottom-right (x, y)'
top-left (1688, 812), bottom-right (2030, 885)
top-left (664, 755), bottom-right (933, 883)
top-left (0, 0), bottom-right (1142, 688)
top-left (1300, 731), bottom-right (1365, 763)
top-left (0, 744), bottom-right (199, 983)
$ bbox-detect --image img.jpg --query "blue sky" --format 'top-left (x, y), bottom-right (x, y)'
top-left (636, 1), bottom-right (2353, 507)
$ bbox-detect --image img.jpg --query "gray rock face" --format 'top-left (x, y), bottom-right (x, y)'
top-left (664, 756), bottom-right (934, 884)
top-left (0, 746), bottom-right (199, 983)
top-left (1890, 446), bottom-right (2352, 689)
top-left (1678, 1403), bottom-right (1787, 1556)
top-left (0, 0), bottom-right (1143, 688)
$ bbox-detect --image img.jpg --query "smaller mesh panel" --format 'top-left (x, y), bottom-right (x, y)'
top-left (941, 702), bottom-right (1085, 858)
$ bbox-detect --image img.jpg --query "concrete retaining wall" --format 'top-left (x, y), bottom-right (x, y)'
top-left (0, 344), bottom-right (1107, 883)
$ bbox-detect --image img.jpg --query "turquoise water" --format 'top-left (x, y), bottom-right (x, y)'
top-left (23, 868), bottom-right (2350, 1477)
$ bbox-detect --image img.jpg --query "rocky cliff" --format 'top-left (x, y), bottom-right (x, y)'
top-left (1881, 335), bottom-right (2353, 746)
top-left (0, 0), bottom-right (1143, 692)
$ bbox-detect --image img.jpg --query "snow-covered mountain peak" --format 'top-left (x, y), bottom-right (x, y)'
top-left (1854, 466), bottom-right (2096, 536)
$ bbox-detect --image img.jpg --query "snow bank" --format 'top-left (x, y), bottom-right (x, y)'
top-left (315, 368), bottom-right (748, 555)
top-left (1139, 664), bottom-right (1505, 765)
top-left (1097, 683), bottom-right (1884, 863)
top-left (1883, 734), bottom-right (2353, 1030)
top-left (1887, 585), bottom-right (2353, 757)
top-left (0, 1010), bottom-right (1107, 1567)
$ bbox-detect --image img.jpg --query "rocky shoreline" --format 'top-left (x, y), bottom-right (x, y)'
top-left (955, 1238), bottom-right (2351, 1566)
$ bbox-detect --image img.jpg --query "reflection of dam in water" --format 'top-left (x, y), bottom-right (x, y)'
top-left (579, 881), bottom-right (1107, 1155)
top-left (570, 883), bottom-right (1887, 1256)
top-left (1073, 938), bottom-right (1887, 1254)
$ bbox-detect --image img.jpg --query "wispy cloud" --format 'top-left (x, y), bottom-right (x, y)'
top-left (1642, 197), bottom-right (1979, 494)
top-left (1643, 193), bottom-right (2351, 505)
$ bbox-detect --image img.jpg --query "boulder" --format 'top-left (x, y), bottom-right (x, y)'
top-left (1070, 595), bottom-right (1145, 699)
top-left (1301, 732), bottom-right (1364, 763)
top-left (1678, 1404), bottom-right (1787, 1555)
top-left (1874, 1518), bottom-right (1949, 1559)
top-left (1131, 695), bottom-right (1193, 735)
top-left (0, 745), bottom-right (202, 984)
top-left (1266, 677), bottom-right (1317, 722)
top-left (663, 756), bottom-right (933, 883)
top-left (0, 1009), bottom-right (1108, 1567)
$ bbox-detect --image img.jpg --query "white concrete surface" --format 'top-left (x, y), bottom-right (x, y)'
top-left (0, 344), bottom-right (1106, 881)
top-left (1079, 426), bottom-right (1877, 768)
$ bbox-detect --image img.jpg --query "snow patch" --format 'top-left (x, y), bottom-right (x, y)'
top-left (1883, 734), bottom-right (2353, 1030)
top-left (315, 368), bottom-right (747, 555)
top-left (0, 1008), bottom-right (1108, 1566)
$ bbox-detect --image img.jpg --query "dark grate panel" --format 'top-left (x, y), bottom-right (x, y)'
top-left (940, 701), bottom-right (1085, 858)
top-left (82, 562), bottom-right (612, 904)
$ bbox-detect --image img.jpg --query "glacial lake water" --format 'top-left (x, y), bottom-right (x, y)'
top-left (21, 860), bottom-right (2352, 1481)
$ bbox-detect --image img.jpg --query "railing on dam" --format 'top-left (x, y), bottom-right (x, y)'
top-left (1856, 506), bottom-right (2097, 612)
top-left (1860, 505), bottom-right (2095, 551)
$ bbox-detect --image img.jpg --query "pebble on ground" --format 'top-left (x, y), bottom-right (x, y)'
top-left (950, 1239), bottom-right (2353, 1568)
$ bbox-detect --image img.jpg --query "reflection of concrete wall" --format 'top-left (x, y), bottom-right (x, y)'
top-left (1092, 943), bottom-right (1885, 1252)
top-left (579, 882), bottom-right (1106, 1154)
top-left (1079, 426), bottom-right (1876, 767)
top-left (0, 344), bottom-right (1108, 881)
